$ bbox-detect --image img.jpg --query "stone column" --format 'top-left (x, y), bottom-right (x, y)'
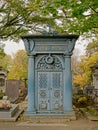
top-left (63, 54), bottom-right (73, 111)
top-left (27, 55), bottom-right (35, 112)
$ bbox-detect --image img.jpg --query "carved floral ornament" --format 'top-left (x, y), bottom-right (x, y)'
top-left (37, 55), bottom-right (63, 70)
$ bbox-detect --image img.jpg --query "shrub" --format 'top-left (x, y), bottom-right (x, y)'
top-left (77, 96), bottom-right (88, 107)
top-left (73, 94), bottom-right (88, 107)
top-left (0, 93), bottom-right (4, 99)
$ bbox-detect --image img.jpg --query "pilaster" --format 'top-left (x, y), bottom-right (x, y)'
top-left (63, 54), bottom-right (73, 111)
top-left (27, 55), bottom-right (35, 112)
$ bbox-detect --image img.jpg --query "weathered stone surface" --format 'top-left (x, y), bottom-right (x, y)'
top-left (21, 35), bottom-right (79, 116)
top-left (0, 104), bottom-right (23, 121)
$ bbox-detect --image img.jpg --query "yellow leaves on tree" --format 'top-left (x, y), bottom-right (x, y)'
top-left (74, 75), bottom-right (84, 89)
top-left (73, 54), bottom-right (98, 89)
top-left (84, 54), bottom-right (98, 69)
top-left (8, 50), bottom-right (28, 79)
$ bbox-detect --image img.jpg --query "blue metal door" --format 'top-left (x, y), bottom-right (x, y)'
top-left (37, 71), bottom-right (63, 112)
top-left (51, 72), bottom-right (63, 111)
top-left (36, 55), bottom-right (63, 112)
top-left (38, 72), bottom-right (50, 111)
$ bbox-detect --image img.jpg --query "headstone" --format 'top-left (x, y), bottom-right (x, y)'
top-left (91, 65), bottom-right (98, 89)
top-left (6, 80), bottom-right (19, 103)
top-left (5, 79), bottom-right (27, 103)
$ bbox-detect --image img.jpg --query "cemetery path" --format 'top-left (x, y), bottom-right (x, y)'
top-left (0, 101), bottom-right (98, 130)
top-left (0, 118), bottom-right (98, 130)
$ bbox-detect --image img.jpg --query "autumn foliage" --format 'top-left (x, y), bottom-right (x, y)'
top-left (8, 50), bottom-right (28, 80)
top-left (73, 38), bottom-right (98, 89)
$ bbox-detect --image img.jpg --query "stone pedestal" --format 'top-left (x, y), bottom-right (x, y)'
top-left (0, 104), bottom-right (23, 121)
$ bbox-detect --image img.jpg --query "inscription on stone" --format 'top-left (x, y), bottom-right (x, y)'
top-left (34, 45), bottom-right (67, 53)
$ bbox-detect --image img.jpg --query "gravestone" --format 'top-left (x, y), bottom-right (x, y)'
top-left (21, 35), bottom-right (79, 118)
top-left (0, 67), bottom-right (7, 93)
top-left (6, 79), bottom-right (26, 103)
top-left (6, 80), bottom-right (19, 103)
top-left (91, 63), bottom-right (98, 89)
top-left (91, 63), bottom-right (98, 106)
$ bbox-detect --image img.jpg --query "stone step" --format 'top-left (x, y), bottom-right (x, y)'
top-left (23, 115), bottom-right (76, 124)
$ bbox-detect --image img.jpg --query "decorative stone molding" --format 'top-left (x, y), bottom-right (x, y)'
top-left (37, 55), bottom-right (63, 71)
top-left (22, 38), bottom-right (35, 55)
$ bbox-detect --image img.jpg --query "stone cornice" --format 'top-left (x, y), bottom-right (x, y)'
top-left (22, 35), bottom-right (79, 56)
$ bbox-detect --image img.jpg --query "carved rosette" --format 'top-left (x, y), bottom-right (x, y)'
top-left (40, 90), bottom-right (47, 98)
top-left (45, 55), bottom-right (54, 64)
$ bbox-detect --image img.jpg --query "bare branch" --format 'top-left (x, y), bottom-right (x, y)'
top-left (0, 26), bottom-right (21, 39)
top-left (89, 5), bottom-right (98, 14)
top-left (7, 27), bottom-right (22, 37)
top-left (6, 9), bottom-right (11, 24)
top-left (0, 2), bottom-right (7, 12)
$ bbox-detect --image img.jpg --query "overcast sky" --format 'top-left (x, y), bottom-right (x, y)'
top-left (4, 40), bottom-right (25, 56)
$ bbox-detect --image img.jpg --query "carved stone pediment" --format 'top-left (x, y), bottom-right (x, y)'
top-left (37, 55), bottom-right (63, 71)
top-left (21, 35), bottom-right (79, 56)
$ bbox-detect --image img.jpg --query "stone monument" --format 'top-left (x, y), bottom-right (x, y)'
top-left (21, 34), bottom-right (79, 119)
top-left (6, 79), bottom-right (27, 103)
top-left (0, 67), bottom-right (7, 93)
top-left (91, 62), bottom-right (98, 89)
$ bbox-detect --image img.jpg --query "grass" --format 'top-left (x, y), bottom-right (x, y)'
top-left (80, 106), bottom-right (98, 116)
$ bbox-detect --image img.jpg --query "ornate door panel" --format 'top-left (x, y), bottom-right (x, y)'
top-left (38, 72), bottom-right (63, 111)
top-left (51, 72), bottom-right (63, 111)
top-left (38, 72), bottom-right (50, 111)
top-left (37, 55), bottom-right (63, 112)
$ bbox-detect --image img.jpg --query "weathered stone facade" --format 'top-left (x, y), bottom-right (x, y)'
top-left (22, 35), bottom-right (79, 116)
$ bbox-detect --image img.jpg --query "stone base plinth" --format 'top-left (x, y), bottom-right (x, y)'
top-left (23, 111), bottom-right (76, 123)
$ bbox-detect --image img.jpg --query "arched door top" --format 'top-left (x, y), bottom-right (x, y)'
top-left (36, 55), bottom-right (63, 71)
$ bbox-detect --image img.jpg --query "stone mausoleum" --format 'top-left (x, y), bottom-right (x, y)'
top-left (22, 35), bottom-right (79, 118)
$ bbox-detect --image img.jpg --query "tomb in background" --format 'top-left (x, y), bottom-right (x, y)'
top-left (6, 79), bottom-right (27, 103)
top-left (0, 67), bottom-right (7, 93)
